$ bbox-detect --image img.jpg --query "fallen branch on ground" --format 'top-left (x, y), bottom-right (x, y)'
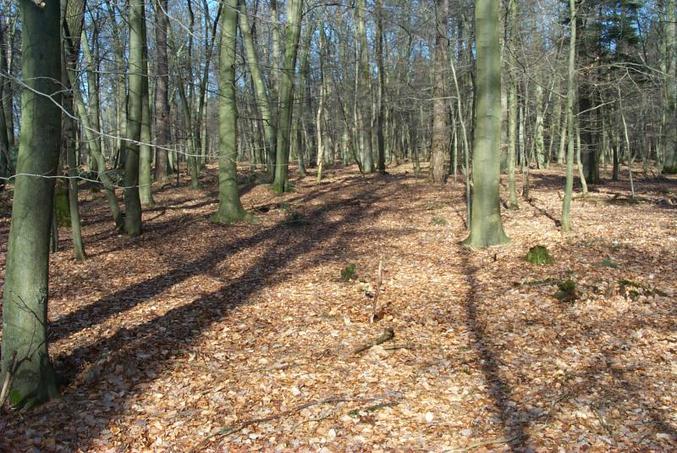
top-left (444, 435), bottom-right (522, 452)
top-left (353, 327), bottom-right (395, 355)
top-left (370, 258), bottom-right (385, 323)
top-left (204, 393), bottom-right (402, 443)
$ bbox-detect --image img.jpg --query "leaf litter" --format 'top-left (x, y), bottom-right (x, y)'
top-left (0, 165), bottom-right (675, 451)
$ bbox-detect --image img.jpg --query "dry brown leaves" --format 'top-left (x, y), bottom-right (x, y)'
top-left (0, 164), bottom-right (675, 451)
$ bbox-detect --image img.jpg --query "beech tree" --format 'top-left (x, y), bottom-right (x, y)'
top-left (123, 0), bottom-right (145, 236)
top-left (272, 0), bottom-right (303, 193)
top-left (430, 0), bottom-right (450, 184)
top-left (213, 0), bottom-right (247, 223)
top-left (464, 0), bottom-right (509, 248)
top-left (1, 0), bottom-right (62, 407)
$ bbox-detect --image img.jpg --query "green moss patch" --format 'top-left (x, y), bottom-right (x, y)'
top-left (526, 245), bottom-right (555, 265)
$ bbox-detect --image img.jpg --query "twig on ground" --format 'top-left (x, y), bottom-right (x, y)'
top-left (352, 327), bottom-right (395, 355)
top-left (370, 258), bottom-right (385, 323)
top-left (204, 393), bottom-right (401, 444)
top-left (444, 435), bottom-right (521, 452)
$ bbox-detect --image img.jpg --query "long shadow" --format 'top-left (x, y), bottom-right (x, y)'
top-left (525, 197), bottom-right (562, 228)
top-left (31, 179), bottom-right (409, 449)
top-left (49, 182), bottom-right (384, 343)
top-left (460, 249), bottom-right (529, 451)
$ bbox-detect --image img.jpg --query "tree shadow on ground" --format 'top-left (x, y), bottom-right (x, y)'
top-left (8, 174), bottom-right (418, 449)
top-left (456, 235), bottom-right (675, 450)
top-left (459, 249), bottom-right (529, 451)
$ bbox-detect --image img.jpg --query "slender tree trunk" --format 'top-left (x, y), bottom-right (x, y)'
top-left (0, 20), bottom-right (9, 190)
top-left (562, 0), bottom-right (577, 232)
top-left (534, 85), bottom-right (545, 168)
top-left (463, 0), bottom-right (509, 248)
top-left (316, 21), bottom-right (327, 183)
top-left (0, 14), bottom-right (15, 149)
top-left (154, 0), bottom-right (170, 180)
top-left (239, 0), bottom-right (276, 173)
top-left (124, 0), bottom-right (145, 236)
top-left (1, 0), bottom-right (62, 408)
top-left (660, 0), bottom-right (676, 172)
top-left (430, 0), bottom-right (450, 183)
top-left (375, 0), bottom-right (387, 174)
top-left (139, 17), bottom-right (154, 207)
top-left (272, 0), bottom-right (303, 193)
top-left (506, 0), bottom-right (518, 209)
top-left (576, 120), bottom-right (588, 195)
top-left (81, 29), bottom-right (102, 165)
top-left (213, 0), bottom-right (247, 223)
top-left (62, 0), bottom-right (87, 261)
top-left (355, 0), bottom-right (373, 173)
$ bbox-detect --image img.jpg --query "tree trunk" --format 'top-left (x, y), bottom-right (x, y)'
top-left (0, 19), bottom-right (11, 190)
top-left (123, 0), bottom-right (145, 236)
top-left (375, 0), bottom-right (387, 174)
top-left (139, 16), bottom-right (154, 207)
top-left (430, 0), bottom-right (450, 183)
top-left (316, 21), bottom-right (327, 183)
top-left (62, 0), bottom-right (87, 261)
top-left (272, 0), bottom-right (303, 193)
top-left (463, 0), bottom-right (509, 248)
top-left (506, 0), bottom-right (518, 209)
top-left (239, 0), bottom-right (276, 174)
top-left (1, 0), bottom-right (62, 408)
top-left (562, 0), bottom-right (577, 232)
top-left (661, 0), bottom-right (676, 172)
top-left (213, 0), bottom-right (247, 223)
top-left (154, 0), bottom-right (170, 180)
top-left (355, 0), bottom-right (373, 173)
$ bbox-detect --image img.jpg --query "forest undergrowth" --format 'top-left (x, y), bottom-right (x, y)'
top-left (0, 164), bottom-right (675, 451)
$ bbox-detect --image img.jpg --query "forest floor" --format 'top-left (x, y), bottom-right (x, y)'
top-left (0, 163), bottom-right (675, 452)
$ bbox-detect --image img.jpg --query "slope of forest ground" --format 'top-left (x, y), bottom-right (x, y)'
top-left (0, 164), bottom-right (675, 451)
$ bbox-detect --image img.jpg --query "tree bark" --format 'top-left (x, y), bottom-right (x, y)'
top-left (463, 0), bottom-right (509, 248)
top-left (272, 0), bottom-right (303, 193)
top-left (139, 16), bottom-right (154, 207)
top-left (506, 0), bottom-right (518, 209)
top-left (154, 0), bottom-right (170, 180)
top-left (562, 0), bottom-right (577, 232)
top-left (375, 0), bottom-right (387, 174)
top-left (63, 0), bottom-right (87, 261)
top-left (239, 0), bottom-right (276, 173)
top-left (1, 0), bottom-right (62, 407)
top-left (123, 0), bottom-right (145, 236)
top-left (213, 0), bottom-right (247, 223)
top-left (430, 0), bottom-right (449, 183)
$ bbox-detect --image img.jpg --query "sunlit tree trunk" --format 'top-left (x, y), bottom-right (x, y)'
top-left (430, 0), bottom-right (449, 183)
top-left (562, 0), bottom-right (577, 232)
top-left (316, 21), bottom-right (327, 183)
top-left (213, 0), bottom-right (247, 223)
top-left (463, 0), bottom-right (509, 248)
top-left (63, 0), bottom-right (87, 261)
top-left (0, 20), bottom-right (10, 190)
top-left (272, 0), bottom-right (303, 193)
top-left (239, 0), bottom-right (276, 173)
top-left (660, 0), bottom-right (676, 172)
top-left (355, 0), bottom-right (373, 173)
top-left (1, 0), bottom-right (62, 408)
top-left (506, 0), bottom-right (518, 209)
top-left (154, 0), bottom-right (170, 180)
top-left (139, 16), bottom-right (154, 207)
top-left (0, 17), bottom-right (9, 190)
top-left (375, 0), bottom-right (387, 174)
